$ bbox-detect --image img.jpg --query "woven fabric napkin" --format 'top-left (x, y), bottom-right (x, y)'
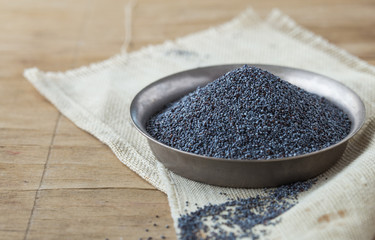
top-left (25, 9), bottom-right (375, 239)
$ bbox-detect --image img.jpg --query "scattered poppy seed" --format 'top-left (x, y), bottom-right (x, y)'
top-left (147, 65), bottom-right (351, 160)
top-left (153, 223), bottom-right (157, 227)
top-left (165, 225), bottom-right (170, 229)
top-left (145, 229), bottom-right (149, 232)
top-left (177, 179), bottom-right (316, 239)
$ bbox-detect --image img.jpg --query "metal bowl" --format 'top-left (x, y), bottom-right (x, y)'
top-left (130, 64), bottom-right (366, 188)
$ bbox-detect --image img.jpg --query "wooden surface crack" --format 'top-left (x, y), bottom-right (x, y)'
top-left (23, 113), bottom-right (61, 240)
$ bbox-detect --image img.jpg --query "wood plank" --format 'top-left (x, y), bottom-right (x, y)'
top-left (0, 81), bottom-right (58, 146)
top-left (41, 144), bottom-right (154, 190)
top-left (0, 1), bottom-right (91, 75)
top-left (0, 190), bottom-right (37, 240)
top-left (26, 188), bottom-right (175, 240)
top-left (0, 145), bottom-right (48, 190)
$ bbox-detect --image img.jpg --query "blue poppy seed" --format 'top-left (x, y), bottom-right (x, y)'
top-left (146, 65), bottom-right (351, 160)
top-left (177, 179), bottom-right (316, 239)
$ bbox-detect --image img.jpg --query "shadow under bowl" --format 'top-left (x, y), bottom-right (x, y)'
top-left (130, 64), bottom-right (366, 188)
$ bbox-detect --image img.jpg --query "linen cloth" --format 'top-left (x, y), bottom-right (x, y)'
top-left (25, 9), bottom-right (375, 239)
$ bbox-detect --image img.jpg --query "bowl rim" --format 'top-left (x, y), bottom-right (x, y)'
top-left (130, 64), bottom-right (366, 163)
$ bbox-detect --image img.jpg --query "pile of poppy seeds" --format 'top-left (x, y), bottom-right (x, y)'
top-left (147, 65), bottom-right (351, 160)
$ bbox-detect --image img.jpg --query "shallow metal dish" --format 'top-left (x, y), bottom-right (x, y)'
top-left (130, 64), bottom-right (366, 188)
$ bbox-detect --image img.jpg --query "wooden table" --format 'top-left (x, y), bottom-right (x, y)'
top-left (1, 0), bottom-right (374, 239)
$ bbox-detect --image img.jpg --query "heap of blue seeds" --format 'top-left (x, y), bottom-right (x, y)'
top-left (178, 179), bottom-right (316, 240)
top-left (147, 65), bottom-right (351, 160)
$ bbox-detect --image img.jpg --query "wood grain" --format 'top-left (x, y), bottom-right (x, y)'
top-left (0, 0), bottom-right (374, 239)
top-left (26, 189), bottom-right (175, 240)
